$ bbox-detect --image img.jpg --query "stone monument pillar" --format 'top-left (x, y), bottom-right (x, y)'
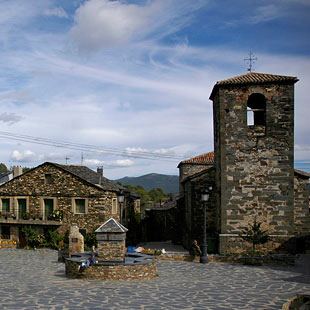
top-left (95, 218), bottom-right (128, 263)
top-left (68, 225), bottom-right (84, 257)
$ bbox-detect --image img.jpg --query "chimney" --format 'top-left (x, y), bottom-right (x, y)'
top-left (13, 165), bottom-right (23, 178)
top-left (97, 166), bottom-right (103, 184)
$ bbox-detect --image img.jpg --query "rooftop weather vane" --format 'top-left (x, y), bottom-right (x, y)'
top-left (244, 52), bottom-right (257, 72)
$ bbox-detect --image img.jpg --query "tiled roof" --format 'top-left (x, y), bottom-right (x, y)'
top-left (178, 151), bottom-right (214, 166)
top-left (210, 72), bottom-right (298, 99)
top-left (51, 163), bottom-right (120, 191)
top-left (217, 72), bottom-right (297, 85)
top-left (294, 169), bottom-right (310, 178)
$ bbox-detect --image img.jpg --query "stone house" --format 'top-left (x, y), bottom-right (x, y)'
top-left (0, 162), bottom-right (138, 248)
top-left (178, 72), bottom-right (310, 254)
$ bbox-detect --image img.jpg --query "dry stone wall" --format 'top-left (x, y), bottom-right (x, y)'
top-left (97, 240), bottom-right (126, 262)
top-left (65, 260), bottom-right (158, 281)
top-left (182, 168), bottom-right (217, 249)
top-left (294, 174), bottom-right (310, 235)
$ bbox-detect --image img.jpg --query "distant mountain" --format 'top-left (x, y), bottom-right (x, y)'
top-left (115, 173), bottom-right (179, 194)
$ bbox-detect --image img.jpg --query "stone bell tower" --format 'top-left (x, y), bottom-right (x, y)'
top-left (209, 72), bottom-right (298, 254)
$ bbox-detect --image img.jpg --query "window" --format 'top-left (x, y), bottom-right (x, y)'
top-left (17, 198), bottom-right (27, 219)
top-left (73, 198), bottom-right (87, 214)
top-left (112, 198), bottom-right (118, 214)
top-left (1, 225), bottom-right (10, 239)
top-left (1, 198), bottom-right (10, 213)
top-left (45, 174), bottom-right (53, 185)
top-left (247, 93), bottom-right (266, 126)
top-left (44, 199), bottom-right (54, 220)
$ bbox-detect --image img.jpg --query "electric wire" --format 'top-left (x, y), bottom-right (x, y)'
top-left (0, 131), bottom-right (187, 163)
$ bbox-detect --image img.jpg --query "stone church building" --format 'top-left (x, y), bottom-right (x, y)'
top-left (178, 72), bottom-right (310, 254)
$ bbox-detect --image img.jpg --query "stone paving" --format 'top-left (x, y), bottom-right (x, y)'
top-left (0, 249), bottom-right (309, 310)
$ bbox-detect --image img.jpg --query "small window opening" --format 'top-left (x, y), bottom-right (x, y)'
top-left (112, 198), bottom-right (118, 214)
top-left (247, 93), bottom-right (266, 126)
top-left (45, 174), bottom-right (53, 184)
top-left (75, 199), bottom-right (86, 214)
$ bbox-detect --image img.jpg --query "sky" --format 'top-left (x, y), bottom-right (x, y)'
top-left (0, 0), bottom-right (309, 179)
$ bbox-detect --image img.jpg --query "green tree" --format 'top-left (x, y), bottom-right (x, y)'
top-left (239, 218), bottom-right (270, 255)
top-left (0, 163), bottom-right (9, 172)
top-left (22, 167), bottom-right (31, 173)
top-left (124, 184), bottom-right (151, 202)
top-left (149, 188), bottom-right (168, 203)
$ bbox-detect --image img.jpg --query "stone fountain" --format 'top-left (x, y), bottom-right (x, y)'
top-left (65, 218), bottom-right (158, 280)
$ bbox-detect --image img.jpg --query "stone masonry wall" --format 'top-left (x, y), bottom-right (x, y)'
top-left (0, 163), bottom-right (118, 234)
top-left (179, 163), bottom-right (213, 196)
top-left (294, 174), bottom-right (310, 235)
top-left (213, 82), bottom-right (296, 253)
top-left (182, 168), bottom-right (217, 249)
top-left (65, 260), bottom-right (158, 281)
top-left (97, 240), bottom-right (126, 262)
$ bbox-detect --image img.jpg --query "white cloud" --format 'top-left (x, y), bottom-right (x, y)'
top-left (124, 147), bottom-right (179, 158)
top-left (0, 112), bottom-right (22, 125)
top-left (248, 4), bottom-right (281, 24)
top-left (110, 159), bottom-right (134, 168)
top-left (44, 7), bottom-right (69, 19)
top-left (70, 0), bottom-right (204, 53)
top-left (11, 150), bottom-right (65, 163)
top-left (84, 158), bottom-right (134, 168)
top-left (11, 150), bottom-right (38, 162)
top-left (70, 0), bottom-right (149, 52)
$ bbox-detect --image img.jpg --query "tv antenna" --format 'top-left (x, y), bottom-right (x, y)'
top-left (65, 157), bottom-right (70, 164)
top-left (244, 52), bottom-right (257, 72)
top-left (81, 152), bottom-right (84, 166)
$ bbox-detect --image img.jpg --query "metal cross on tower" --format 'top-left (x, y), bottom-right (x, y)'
top-left (244, 52), bottom-right (257, 72)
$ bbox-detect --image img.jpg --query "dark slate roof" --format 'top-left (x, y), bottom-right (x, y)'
top-left (294, 169), bottom-right (310, 178)
top-left (0, 172), bottom-right (11, 178)
top-left (210, 72), bottom-right (298, 100)
top-left (178, 151), bottom-right (214, 167)
top-left (51, 163), bottom-right (120, 191)
top-left (95, 218), bottom-right (128, 233)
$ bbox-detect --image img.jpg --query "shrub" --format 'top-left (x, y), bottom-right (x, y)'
top-left (22, 226), bottom-right (44, 249)
top-left (85, 231), bottom-right (97, 251)
top-left (43, 230), bottom-right (64, 250)
top-left (239, 218), bottom-right (270, 255)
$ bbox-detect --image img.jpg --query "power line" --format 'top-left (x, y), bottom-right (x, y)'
top-left (0, 131), bottom-right (186, 163)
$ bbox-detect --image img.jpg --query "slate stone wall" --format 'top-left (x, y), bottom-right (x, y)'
top-left (0, 163), bottom-right (118, 235)
top-left (97, 240), bottom-right (126, 262)
top-left (182, 168), bottom-right (217, 249)
top-left (179, 163), bottom-right (213, 195)
top-left (294, 174), bottom-right (310, 235)
top-left (213, 82), bottom-right (296, 253)
top-left (65, 260), bottom-right (158, 281)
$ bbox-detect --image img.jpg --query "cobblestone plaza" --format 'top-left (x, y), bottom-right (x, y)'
top-left (0, 249), bottom-right (309, 310)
